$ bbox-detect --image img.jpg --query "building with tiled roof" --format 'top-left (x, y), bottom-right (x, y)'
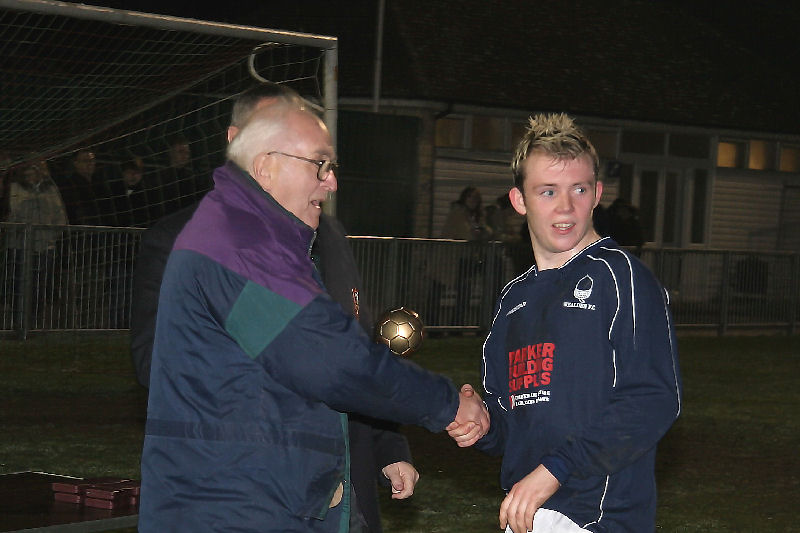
top-left (71, 0), bottom-right (800, 251)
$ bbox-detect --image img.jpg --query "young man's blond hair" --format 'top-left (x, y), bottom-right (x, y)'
top-left (511, 113), bottom-right (599, 189)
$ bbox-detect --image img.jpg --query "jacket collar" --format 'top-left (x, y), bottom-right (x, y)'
top-left (215, 160), bottom-right (317, 254)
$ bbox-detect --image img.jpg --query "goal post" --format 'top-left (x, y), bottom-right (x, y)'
top-left (0, 0), bottom-right (338, 224)
top-left (0, 0), bottom-right (338, 333)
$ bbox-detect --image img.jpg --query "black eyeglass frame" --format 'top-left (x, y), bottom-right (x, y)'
top-left (267, 151), bottom-right (338, 181)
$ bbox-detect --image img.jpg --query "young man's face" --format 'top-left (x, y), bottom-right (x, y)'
top-left (510, 152), bottom-right (603, 270)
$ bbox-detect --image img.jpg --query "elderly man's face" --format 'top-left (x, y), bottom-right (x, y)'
top-left (262, 110), bottom-right (337, 229)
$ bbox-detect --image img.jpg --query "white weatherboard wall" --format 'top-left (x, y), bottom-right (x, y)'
top-left (710, 171), bottom-right (784, 251)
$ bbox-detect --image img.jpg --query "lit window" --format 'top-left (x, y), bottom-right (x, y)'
top-left (435, 117), bottom-right (464, 148)
top-left (780, 145), bottom-right (800, 172)
top-left (748, 140), bottom-right (774, 170)
top-left (717, 141), bottom-right (745, 168)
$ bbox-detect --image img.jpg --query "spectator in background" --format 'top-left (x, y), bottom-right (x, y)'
top-left (488, 193), bottom-right (525, 246)
top-left (109, 156), bottom-right (151, 228)
top-left (441, 186), bottom-right (493, 325)
top-left (592, 202), bottom-right (610, 237)
top-left (487, 193), bottom-right (533, 276)
top-left (56, 149), bottom-right (103, 225)
top-left (55, 149), bottom-right (106, 327)
top-left (153, 135), bottom-right (209, 216)
top-left (442, 186), bottom-right (492, 241)
top-left (607, 197), bottom-right (645, 256)
top-left (0, 151), bottom-right (11, 221)
top-left (5, 159), bottom-right (68, 327)
top-left (100, 156), bottom-right (151, 328)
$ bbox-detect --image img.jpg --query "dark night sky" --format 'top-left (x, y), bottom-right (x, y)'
top-left (80, 0), bottom-right (268, 24)
top-left (84, 0), bottom-right (799, 69)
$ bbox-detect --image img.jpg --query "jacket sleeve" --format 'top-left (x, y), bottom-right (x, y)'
top-left (541, 259), bottom-right (682, 483)
top-left (473, 296), bottom-right (510, 457)
top-left (225, 281), bottom-right (460, 434)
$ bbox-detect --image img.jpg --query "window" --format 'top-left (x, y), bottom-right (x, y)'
top-left (639, 170), bottom-right (659, 242)
top-left (587, 129), bottom-right (618, 159)
top-left (630, 167), bottom-right (707, 246)
top-left (691, 169), bottom-right (708, 244)
top-left (748, 140), bottom-right (774, 170)
top-left (669, 134), bottom-right (710, 159)
top-left (471, 115), bottom-right (505, 151)
top-left (618, 163), bottom-right (634, 201)
top-left (435, 117), bottom-right (465, 148)
top-left (511, 121), bottom-right (528, 149)
top-left (780, 145), bottom-right (800, 172)
top-left (717, 141), bottom-right (746, 168)
top-left (621, 131), bottom-right (665, 155)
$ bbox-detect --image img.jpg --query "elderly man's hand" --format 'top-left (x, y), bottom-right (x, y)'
top-left (446, 384), bottom-right (489, 447)
top-left (381, 461), bottom-right (420, 499)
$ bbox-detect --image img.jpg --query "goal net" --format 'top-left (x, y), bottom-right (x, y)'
top-left (0, 0), bottom-right (337, 332)
top-left (0, 0), bottom-right (337, 227)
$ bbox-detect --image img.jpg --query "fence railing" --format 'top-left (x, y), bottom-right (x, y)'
top-left (1, 223), bottom-right (143, 337)
top-left (2, 223), bottom-right (798, 337)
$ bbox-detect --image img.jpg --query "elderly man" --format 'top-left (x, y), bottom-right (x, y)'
top-left (132, 84), bottom-right (421, 532)
top-left (139, 99), bottom-right (487, 532)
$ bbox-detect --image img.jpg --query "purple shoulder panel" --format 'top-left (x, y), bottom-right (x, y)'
top-left (174, 162), bottom-right (321, 307)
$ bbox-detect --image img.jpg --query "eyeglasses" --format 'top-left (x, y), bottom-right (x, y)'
top-left (267, 151), bottom-right (338, 181)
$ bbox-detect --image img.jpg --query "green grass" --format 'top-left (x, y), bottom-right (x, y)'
top-left (1, 333), bottom-right (798, 532)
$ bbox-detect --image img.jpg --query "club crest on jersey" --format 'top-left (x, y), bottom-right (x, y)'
top-left (563, 275), bottom-right (596, 310)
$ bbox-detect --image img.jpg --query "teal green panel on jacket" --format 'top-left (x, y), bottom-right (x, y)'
top-left (225, 281), bottom-right (303, 359)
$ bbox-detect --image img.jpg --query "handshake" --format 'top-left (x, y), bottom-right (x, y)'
top-left (446, 384), bottom-right (490, 447)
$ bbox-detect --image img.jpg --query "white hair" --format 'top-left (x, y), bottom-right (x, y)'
top-left (226, 101), bottom-right (295, 170)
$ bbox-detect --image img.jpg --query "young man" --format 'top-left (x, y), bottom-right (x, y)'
top-left (452, 113), bottom-right (682, 533)
top-left (139, 97), bottom-right (488, 532)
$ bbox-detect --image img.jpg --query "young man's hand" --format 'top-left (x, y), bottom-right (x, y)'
top-left (499, 464), bottom-right (560, 533)
top-left (446, 384), bottom-right (490, 447)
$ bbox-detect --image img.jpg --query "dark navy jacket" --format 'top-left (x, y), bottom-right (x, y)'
top-left (139, 162), bottom-right (458, 532)
top-left (477, 238), bottom-right (682, 533)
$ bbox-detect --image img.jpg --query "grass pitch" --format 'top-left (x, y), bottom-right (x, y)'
top-left (1, 333), bottom-right (798, 532)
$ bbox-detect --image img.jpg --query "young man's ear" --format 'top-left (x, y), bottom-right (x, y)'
top-left (509, 187), bottom-right (526, 216)
top-left (593, 180), bottom-right (604, 208)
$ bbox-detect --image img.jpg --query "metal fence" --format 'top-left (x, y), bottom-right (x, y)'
top-left (1, 223), bottom-right (143, 337)
top-left (2, 223), bottom-right (798, 337)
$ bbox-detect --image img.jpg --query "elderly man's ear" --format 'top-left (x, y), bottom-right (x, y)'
top-left (251, 152), bottom-right (275, 192)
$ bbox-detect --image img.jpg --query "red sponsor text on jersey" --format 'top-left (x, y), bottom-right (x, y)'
top-left (508, 342), bottom-right (554, 392)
